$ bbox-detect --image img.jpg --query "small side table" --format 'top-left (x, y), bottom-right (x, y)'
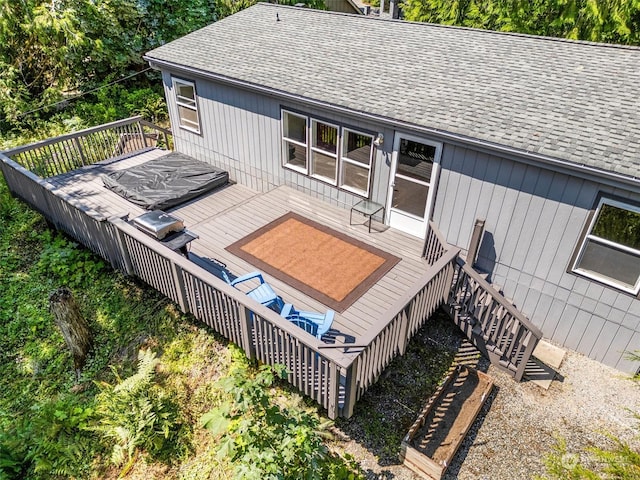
top-left (350, 199), bottom-right (385, 233)
top-left (161, 229), bottom-right (199, 256)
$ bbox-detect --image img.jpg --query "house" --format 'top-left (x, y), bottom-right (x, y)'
top-left (324, 0), bottom-right (365, 15)
top-left (144, 4), bottom-right (640, 374)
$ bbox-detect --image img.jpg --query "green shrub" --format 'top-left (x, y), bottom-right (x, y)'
top-left (35, 231), bottom-right (105, 290)
top-left (538, 351), bottom-right (640, 480)
top-left (201, 347), bottom-right (364, 480)
top-left (0, 395), bottom-right (96, 479)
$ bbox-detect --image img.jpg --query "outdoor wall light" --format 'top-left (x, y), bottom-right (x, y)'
top-left (373, 133), bottom-right (384, 147)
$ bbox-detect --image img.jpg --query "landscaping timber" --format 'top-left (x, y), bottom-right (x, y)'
top-left (400, 365), bottom-right (493, 479)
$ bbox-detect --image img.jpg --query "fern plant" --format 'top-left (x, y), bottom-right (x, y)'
top-left (93, 349), bottom-right (188, 473)
top-left (0, 395), bottom-right (96, 480)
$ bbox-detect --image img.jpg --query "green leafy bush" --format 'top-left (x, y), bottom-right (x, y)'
top-left (35, 232), bottom-right (105, 289)
top-left (0, 395), bottom-right (96, 479)
top-left (93, 349), bottom-right (190, 473)
top-left (538, 351), bottom-right (640, 480)
top-left (201, 347), bottom-right (364, 480)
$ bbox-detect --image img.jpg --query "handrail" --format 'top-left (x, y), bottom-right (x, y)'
top-left (109, 217), bottom-right (352, 366)
top-left (338, 244), bottom-right (459, 417)
top-left (2, 116), bottom-right (172, 179)
top-left (349, 247), bottom-right (460, 351)
top-left (1, 117), bottom-right (147, 156)
top-left (423, 220), bottom-right (449, 265)
top-left (456, 258), bottom-right (543, 338)
top-left (449, 257), bottom-right (543, 381)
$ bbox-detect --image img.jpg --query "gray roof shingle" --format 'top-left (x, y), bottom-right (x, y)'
top-left (146, 4), bottom-right (640, 179)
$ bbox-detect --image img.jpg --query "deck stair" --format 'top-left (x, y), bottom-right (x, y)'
top-left (445, 257), bottom-right (543, 382)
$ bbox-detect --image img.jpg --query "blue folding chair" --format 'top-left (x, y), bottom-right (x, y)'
top-left (280, 303), bottom-right (334, 339)
top-left (222, 271), bottom-right (284, 312)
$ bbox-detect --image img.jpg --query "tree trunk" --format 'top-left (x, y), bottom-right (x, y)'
top-left (49, 287), bottom-right (92, 380)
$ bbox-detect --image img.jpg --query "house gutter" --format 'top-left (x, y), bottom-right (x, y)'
top-left (145, 57), bottom-right (640, 192)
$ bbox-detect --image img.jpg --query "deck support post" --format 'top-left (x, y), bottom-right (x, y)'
top-left (171, 263), bottom-right (188, 313)
top-left (340, 361), bottom-right (359, 418)
top-left (327, 361), bottom-right (340, 419)
top-left (137, 121), bottom-right (148, 149)
top-left (239, 305), bottom-right (255, 360)
top-left (397, 306), bottom-right (411, 355)
top-left (73, 137), bottom-right (87, 167)
top-left (466, 218), bottom-right (485, 267)
top-left (111, 221), bottom-right (135, 276)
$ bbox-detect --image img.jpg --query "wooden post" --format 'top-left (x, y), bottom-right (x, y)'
top-left (239, 305), bottom-right (256, 360)
top-left (112, 221), bottom-right (134, 276)
top-left (171, 262), bottom-right (188, 313)
top-left (73, 137), bottom-right (87, 167)
top-left (341, 361), bottom-right (359, 418)
top-left (137, 121), bottom-right (148, 149)
top-left (466, 218), bottom-right (485, 267)
top-left (397, 306), bottom-right (411, 355)
top-left (49, 288), bottom-right (92, 380)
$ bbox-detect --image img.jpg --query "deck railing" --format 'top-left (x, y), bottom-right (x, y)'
top-left (446, 258), bottom-right (543, 381)
top-left (338, 246), bottom-right (460, 417)
top-left (423, 221), bottom-right (449, 265)
top-left (3, 116), bottom-right (171, 178)
top-left (109, 218), bottom-right (351, 417)
top-left (0, 119), bottom-right (543, 417)
top-left (0, 126), bottom-right (462, 418)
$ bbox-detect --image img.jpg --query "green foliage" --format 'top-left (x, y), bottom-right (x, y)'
top-left (0, 0), bottom-right (144, 128)
top-left (201, 347), bottom-right (364, 480)
top-left (93, 349), bottom-right (190, 469)
top-left (35, 231), bottom-right (106, 290)
top-left (538, 434), bottom-right (640, 479)
top-left (401, 0), bottom-right (640, 45)
top-left (1, 395), bottom-right (97, 479)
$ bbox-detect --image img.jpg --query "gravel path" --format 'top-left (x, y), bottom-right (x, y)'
top-left (335, 340), bottom-right (639, 479)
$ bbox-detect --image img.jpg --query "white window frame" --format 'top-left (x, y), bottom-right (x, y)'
top-left (280, 109), bottom-right (376, 198)
top-left (309, 119), bottom-right (339, 185)
top-left (281, 110), bottom-right (308, 174)
top-left (572, 197), bottom-right (640, 294)
top-left (172, 78), bottom-right (200, 133)
top-left (339, 128), bottom-right (374, 197)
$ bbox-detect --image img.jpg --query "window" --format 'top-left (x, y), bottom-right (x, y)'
top-left (173, 79), bottom-right (200, 133)
top-left (281, 110), bottom-right (375, 197)
top-left (282, 110), bottom-right (308, 172)
top-left (310, 120), bottom-right (338, 183)
top-left (573, 197), bottom-right (640, 293)
top-left (340, 129), bottom-right (373, 196)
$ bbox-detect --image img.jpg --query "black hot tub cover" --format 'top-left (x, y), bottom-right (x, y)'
top-left (102, 152), bottom-right (229, 210)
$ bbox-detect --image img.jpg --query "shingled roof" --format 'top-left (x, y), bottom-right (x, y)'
top-left (145, 4), bottom-right (640, 180)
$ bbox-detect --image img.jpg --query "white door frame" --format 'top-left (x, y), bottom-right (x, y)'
top-left (385, 132), bottom-right (442, 238)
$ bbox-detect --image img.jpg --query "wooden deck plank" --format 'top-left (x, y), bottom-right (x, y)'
top-left (44, 149), bottom-right (430, 341)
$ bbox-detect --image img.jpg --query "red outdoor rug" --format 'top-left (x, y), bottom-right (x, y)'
top-left (225, 212), bottom-right (400, 312)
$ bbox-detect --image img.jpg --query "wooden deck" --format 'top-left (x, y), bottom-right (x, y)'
top-left (49, 148), bottom-right (430, 340)
top-left (1, 117), bottom-right (542, 416)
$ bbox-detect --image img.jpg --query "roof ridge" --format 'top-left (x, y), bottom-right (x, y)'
top-left (255, 2), bottom-right (640, 52)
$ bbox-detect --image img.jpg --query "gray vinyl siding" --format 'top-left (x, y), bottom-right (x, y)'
top-left (160, 68), bottom-right (639, 374)
top-left (433, 143), bottom-right (640, 373)
top-left (162, 70), bottom-right (393, 210)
